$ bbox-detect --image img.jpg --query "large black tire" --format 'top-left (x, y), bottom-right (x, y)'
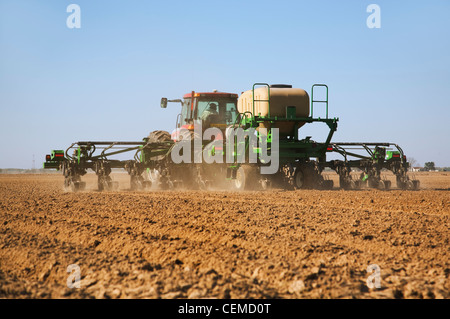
top-left (294, 163), bottom-right (316, 189)
top-left (148, 130), bottom-right (171, 143)
top-left (233, 165), bottom-right (257, 191)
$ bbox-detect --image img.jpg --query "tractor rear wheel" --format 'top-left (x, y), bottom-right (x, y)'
top-left (148, 130), bottom-right (171, 143)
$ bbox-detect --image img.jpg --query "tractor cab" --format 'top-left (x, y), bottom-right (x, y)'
top-left (181, 91), bottom-right (239, 128)
top-left (161, 91), bottom-right (239, 140)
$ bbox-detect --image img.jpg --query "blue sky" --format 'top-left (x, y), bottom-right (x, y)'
top-left (1, 0), bottom-right (449, 168)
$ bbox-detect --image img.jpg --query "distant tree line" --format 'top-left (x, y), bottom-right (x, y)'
top-left (408, 159), bottom-right (449, 171)
top-left (421, 162), bottom-right (449, 171)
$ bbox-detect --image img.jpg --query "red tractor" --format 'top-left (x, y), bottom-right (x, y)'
top-left (161, 90), bottom-right (239, 141)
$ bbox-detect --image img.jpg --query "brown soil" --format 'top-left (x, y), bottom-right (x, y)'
top-left (0, 172), bottom-right (448, 299)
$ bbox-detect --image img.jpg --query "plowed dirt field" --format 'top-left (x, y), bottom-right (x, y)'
top-left (0, 172), bottom-right (448, 299)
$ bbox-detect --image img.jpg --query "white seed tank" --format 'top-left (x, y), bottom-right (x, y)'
top-left (237, 84), bottom-right (310, 135)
